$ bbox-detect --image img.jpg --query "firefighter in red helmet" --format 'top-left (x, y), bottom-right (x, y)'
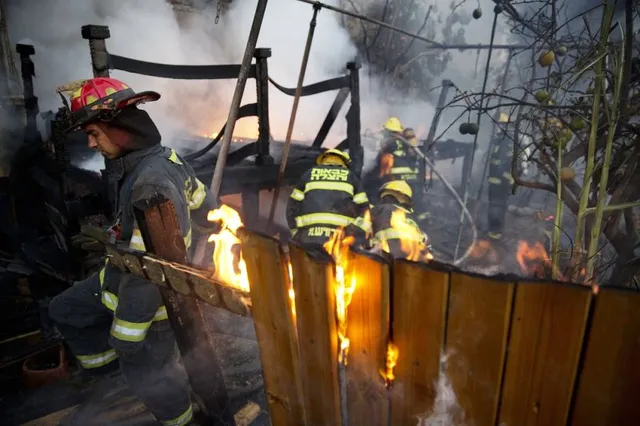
top-left (48, 77), bottom-right (217, 425)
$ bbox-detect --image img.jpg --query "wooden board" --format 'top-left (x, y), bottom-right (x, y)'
top-left (571, 287), bottom-right (640, 426)
top-left (389, 261), bottom-right (449, 425)
top-left (22, 405), bottom-right (79, 426)
top-left (445, 272), bottom-right (514, 426)
top-left (289, 244), bottom-right (342, 426)
top-left (346, 250), bottom-right (390, 426)
top-left (498, 282), bottom-right (591, 426)
top-left (240, 230), bottom-right (305, 426)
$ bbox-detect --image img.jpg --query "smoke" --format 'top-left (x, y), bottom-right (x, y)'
top-left (416, 351), bottom-right (465, 426)
top-left (5, 1), bottom-right (517, 158)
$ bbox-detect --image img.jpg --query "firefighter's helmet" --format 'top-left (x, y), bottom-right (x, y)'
top-left (316, 148), bottom-right (351, 166)
top-left (384, 117), bottom-right (403, 133)
top-left (380, 180), bottom-right (413, 203)
top-left (56, 77), bottom-right (160, 131)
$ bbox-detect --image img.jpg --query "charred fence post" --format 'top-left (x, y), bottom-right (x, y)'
top-left (81, 25), bottom-right (111, 78)
top-left (133, 195), bottom-right (235, 426)
top-left (15, 44), bottom-right (41, 144)
top-left (422, 79), bottom-right (452, 190)
top-left (346, 61), bottom-right (363, 177)
top-left (254, 48), bottom-right (273, 166)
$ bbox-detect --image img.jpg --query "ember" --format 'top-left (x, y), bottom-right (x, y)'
top-left (207, 205), bottom-right (250, 292)
top-left (379, 342), bottom-right (399, 387)
top-left (468, 239), bottom-right (498, 263)
top-left (287, 262), bottom-right (297, 320)
top-left (516, 240), bottom-right (557, 279)
top-left (323, 229), bottom-right (356, 365)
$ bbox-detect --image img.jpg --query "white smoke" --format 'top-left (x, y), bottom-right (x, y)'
top-left (416, 351), bottom-right (465, 426)
top-left (5, 0), bottom-right (522, 177)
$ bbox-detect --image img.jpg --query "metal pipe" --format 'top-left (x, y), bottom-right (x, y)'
top-left (453, 10), bottom-right (500, 262)
top-left (209, 0), bottom-right (269, 200)
top-left (267, 3), bottom-right (321, 229)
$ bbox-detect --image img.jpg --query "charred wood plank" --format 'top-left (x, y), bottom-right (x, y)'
top-left (132, 194), bottom-right (235, 426)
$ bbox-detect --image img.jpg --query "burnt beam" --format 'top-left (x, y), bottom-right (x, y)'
top-left (15, 44), bottom-right (40, 143)
top-left (81, 25), bottom-right (111, 78)
top-left (133, 194), bottom-right (234, 426)
top-left (254, 48), bottom-right (273, 166)
top-left (312, 87), bottom-right (349, 148)
top-left (347, 61), bottom-right (363, 177)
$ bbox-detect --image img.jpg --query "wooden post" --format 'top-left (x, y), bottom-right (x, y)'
top-left (133, 195), bottom-right (234, 426)
top-left (498, 282), bottom-right (591, 426)
top-left (289, 243), bottom-right (342, 425)
top-left (239, 230), bottom-right (305, 425)
top-left (571, 287), bottom-right (640, 426)
top-left (389, 261), bottom-right (450, 425)
top-left (345, 250), bottom-right (390, 426)
top-left (445, 272), bottom-right (514, 426)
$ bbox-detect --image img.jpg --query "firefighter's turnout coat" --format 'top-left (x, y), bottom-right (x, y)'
top-left (378, 134), bottom-right (420, 185)
top-left (49, 145), bottom-right (215, 426)
top-left (370, 202), bottom-right (429, 260)
top-left (287, 164), bottom-right (370, 245)
top-left (487, 133), bottom-right (514, 237)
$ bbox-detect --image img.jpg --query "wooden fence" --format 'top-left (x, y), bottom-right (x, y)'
top-left (238, 229), bottom-right (640, 426)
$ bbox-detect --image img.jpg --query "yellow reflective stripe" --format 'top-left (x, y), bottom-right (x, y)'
top-left (491, 159), bottom-right (501, 165)
top-left (375, 228), bottom-right (425, 242)
top-left (99, 267), bottom-right (106, 287)
top-left (76, 349), bottom-right (118, 369)
top-left (352, 216), bottom-right (372, 232)
top-left (168, 148), bottom-right (183, 165)
top-left (111, 317), bottom-right (152, 342)
top-left (184, 227), bottom-right (192, 250)
top-left (162, 404), bottom-right (194, 426)
top-left (101, 290), bottom-right (118, 311)
top-left (488, 177), bottom-right (502, 184)
top-left (130, 228), bottom-right (146, 251)
top-left (503, 171), bottom-right (514, 183)
top-left (290, 188), bottom-right (305, 201)
top-left (304, 181), bottom-right (354, 195)
top-left (389, 167), bottom-right (417, 174)
top-left (188, 179), bottom-right (207, 210)
top-left (353, 192), bottom-right (369, 204)
top-left (101, 290), bottom-right (168, 322)
top-left (295, 213), bottom-right (353, 228)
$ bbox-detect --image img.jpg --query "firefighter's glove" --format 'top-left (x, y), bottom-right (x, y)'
top-left (71, 225), bottom-right (110, 252)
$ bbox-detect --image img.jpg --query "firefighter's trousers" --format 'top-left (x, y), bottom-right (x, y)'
top-left (49, 274), bottom-right (193, 426)
top-left (488, 182), bottom-right (509, 234)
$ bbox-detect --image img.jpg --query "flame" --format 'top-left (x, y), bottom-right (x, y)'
top-left (516, 241), bottom-right (551, 278)
top-left (323, 229), bottom-right (356, 365)
top-left (379, 342), bottom-right (399, 387)
top-left (379, 153), bottom-right (394, 178)
top-left (200, 120), bottom-right (259, 141)
top-left (287, 262), bottom-right (297, 320)
top-left (381, 209), bottom-right (433, 262)
top-left (207, 205), bottom-right (250, 292)
top-left (469, 239), bottom-right (498, 263)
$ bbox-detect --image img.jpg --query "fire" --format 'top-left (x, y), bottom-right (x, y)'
top-left (469, 239), bottom-right (498, 263)
top-left (379, 342), bottom-right (399, 387)
top-left (516, 241), bottom-right (551, 278)
top-left (287, 262), bottom-right (297, 320)
top-left (381, 209), bottom-right (433, 262)
top-left (207, 205), bottom-right (250, 292)
top-left (200, 120), bottom-right (260, 140)
top-left (323, 229), bottom-right (357, 365)
top-left (379, 153), bottom-right (394, 178)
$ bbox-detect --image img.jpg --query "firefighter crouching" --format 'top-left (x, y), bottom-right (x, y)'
top-left (487, 113), bottom-right (515, 240)
top-left (347, 180), bottom-right (431, 261)
top-left (48, 78), bottom-right (217, 426)
top-left (287, 148), bottom-right (370, 246)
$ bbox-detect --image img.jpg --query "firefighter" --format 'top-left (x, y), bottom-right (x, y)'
top-left (487, 112), bottom-right (515, 240)
top-left (376, 118), bottom-right (421, 200)
top-left (287, 148), bottom-right (370, 246)
top-left (47, 77), bottom-right (216, 426)
top-left (348, 180), bottom-right (430, 261)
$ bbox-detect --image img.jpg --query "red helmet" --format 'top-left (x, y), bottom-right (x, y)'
top-left (56, 77), bottom-right (160, 131)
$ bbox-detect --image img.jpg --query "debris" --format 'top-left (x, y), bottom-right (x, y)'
top-left (234, 401), bottom-right (261, 426)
